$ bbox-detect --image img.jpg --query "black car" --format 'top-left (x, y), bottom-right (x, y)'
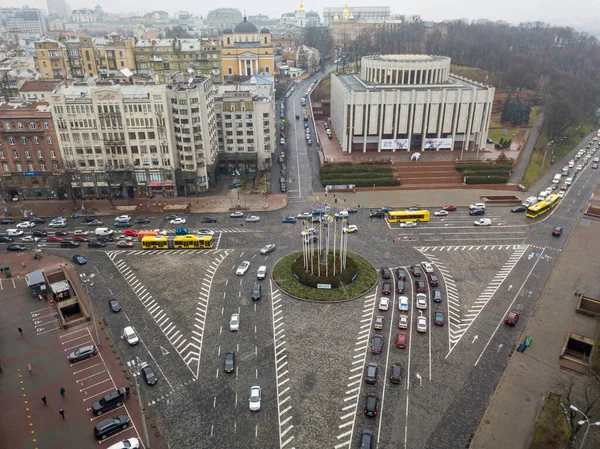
top-left (91, 388), bottom-right (126, 416)
top-left (390, 363), bottom-right (403, 384)
top-left (164, 215), bottom-right (178, 220)
top-left (140, 363), bottom-right (158, 385)
top-left (380, 206), bottom-right (393, 212)
top-left (113, 221), bottom-right (131, 228)
top-left (364, 362), bottom-right (378, 384)
top-left (552, 226), bottom-right (563, 237)
top-left (32, 229), bottom-right (47, 237)
top-left (396, 280), bottom-right (405, 294)
top-left (224, 352), bottom-right (235, 373)
top-left (380, 267), bottom-right (391, 279)
top-left (347, 207), bottom-right (358, 213)
top-left (88, 241), bottom-right (107, 248)
top-left (97, 235), bottom-right (114, 242)
top-left (94, 415), bottom-right (130, 440)
top-left (406, 206), bottom-right (420, 211)
top-left (280, 183), bottom-right (287, 193)
top-left (251, 283), bottom-right (262, 301)
top-left (415, 280), bottom-right (426, 293)
top-left (135, 217), bottom-right (150, 224)
top-left (0, 236), bottom-right (13, 243)
top-left (30, 217), bottom-right (45, 224)
top-left (108, 298), bottom-right (121, 313)
top-left (0, 218), bottom-right (15, 224)
top-left (202, 217), bottom-right (217, 223)
top-left (229, 183), bottom-right (242, 189)
top-left (67, 344), bottom-right (97, 362)
top-left (7, 244), bottom-right (27, 252)
top-left (409, 265), bottom-right (421, 277)
top-left (364, 393), bottom-right (379, 417)
top-left (60, 241), bottom-right (80, 248)
top-left (360, 429), bottom-right (374, 449)
top-left (87, 220), bottom-right (103, 226)
top-left (427, 273), bottom-right (439, 287)
top-left (469, 208), bottom-right (485, 216)
top-left (511, 205), bottom-right (527, 212)
top-left (369, 211), bottom-right (385, 218)
top-left (81, 217), bottom-right (99, 224)
top-left (395, 268), bottom-right (406, 281)
top-left (370, 334), bottom-right (384, 354)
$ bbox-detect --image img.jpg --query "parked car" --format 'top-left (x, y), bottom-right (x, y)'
top-left (415, 280), bottom-right (426, 293)
top-left (371, 334), bottom-right (384, 354)
top-left (364, 362), bottom-right (378, 384)
top-left (381, 282), bottom-right (391, 295)
top-left (505, 311), bottom-right (520, 326)
top-left (249, 386), bottom-right (262, 411)
top-left (67, 344), bottom-right (97, 362)
top-left (94, 415), bottom-right (130, 439)
top-left (395, 280), bottom-right (405, 294)
top-left (380, 267), bottom-right (391, 279)
top-left (91, 388), bottom-right (126, 416)
top-left (360, 429), bottom-right (374, 449)
top-left (409, 265), bottom-right (421, 277)
top-left (364, 393), bottom-right (379, 417)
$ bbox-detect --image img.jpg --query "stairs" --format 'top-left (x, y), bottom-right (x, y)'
top-left (393, 161), bottom-right (463, 189)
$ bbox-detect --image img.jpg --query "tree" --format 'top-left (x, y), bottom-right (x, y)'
top-left (554, 375), bottom-right (600, 444)
top-left (297, 46), bottom-right (309, 70)
top-left (303, 26), bottom-right (333, 60)
top-left (161, 26), bottom-right (195, 39)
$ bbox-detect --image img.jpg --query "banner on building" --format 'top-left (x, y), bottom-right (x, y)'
top-left (380, 139), bottom-right (409, 151)
top-left (424, 138), bottom-right (453, 150)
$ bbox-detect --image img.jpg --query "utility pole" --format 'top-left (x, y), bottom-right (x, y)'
top-left (132, 367), bottom-right (151, 448)
top-left (80, 274), bottom-right (100, 345)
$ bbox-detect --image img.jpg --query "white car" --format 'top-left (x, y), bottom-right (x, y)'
top-left (398, 315), bottom-right (409, 329)
top-left (565, 177), bottom-right (573, 186)
top-left (170, 217), bottom-right (186, 225)
top-left (74, 230), bottom-right (89, 236)
top-left (568, 160), bottom-right (575, 168)
top-left (297, 212), bottom-right (311, 219)
top-left (49, 221), bottom-right (66, 228)
top-left (257, 266), bottom-right (267, 280)
top-left (122, 326), bottom-right (139, 345)
top-left (152, 229), bottom-right (168, 235)
top-left (230, 313), bottom-right (240, 332)
top-left (115, 215), bottom-right (131, 222)
top-left (249, 386), bottom-right (261, 411)
top-left (107, 438), bottom-right (140, 449)
top-left (576, 164), bottom-right (583, 172)
top-left (399, 222), bottom-right (417, 228)
top-left (594, 158), bottom-right (599, 163)
top-left (469, 203), bottom-right (486, 210)
top-left (434, 210), bottom-right (448, 216)
top-left (557, 191), bottom-right (565, 198)
top-left (378, 297), bottom-right (389, 311)
top-left (343, 225), bottom-right (358, 233)
top-left (398, 296), bottom-right (409, 311)
top-left (417, 316), bottom-right (427, 332)
top-left (421, 262), bottom-right (434, 273)
top-left (230, 211), bottom-right (244, 218)
top-left (16, 221), bottom-right (35, 228)
top-left (245, 215), bottom-right (260, 222)
top-left (301, 228), bottom-right (317, 236)
top-left (416, 293), bottom-right (427, 310)
top-left (474, 218), bottom-right (492, 226)
top-left (236, 261), bottom-right (250, 275)
top-left (197, 229), bottom-right (215, 236)
top-left (22, 236), bottom-right (40, 243)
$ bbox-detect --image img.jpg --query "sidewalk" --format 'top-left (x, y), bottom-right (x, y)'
top-left (509, 112), bottom-right (545, 184)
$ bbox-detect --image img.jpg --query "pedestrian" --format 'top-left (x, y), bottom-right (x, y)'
top-left (22, 261), bottom-right (26, 268)
top-left (59, 409), bottom-right (65, 420)
top-left (41, 396), bottom-right (47, 405)
top-left (18, 327), bottom-right (23, 336)
top-left (28, 363), bottom-right (32, 374)
top-left (125, 387), bottom-right (130, 399)
top-left (60, 386), bottom-right (65, 397)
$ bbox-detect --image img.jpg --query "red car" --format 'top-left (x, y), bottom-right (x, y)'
top-left (396, 332), bottom-right (407, 349)
top-left (552, 226), bottom-right (562, 237)
top-left (46, 236), bottom-right (63, 242)
top-left (72, 235), bottom-right (89, 242)
top-left (442, 205), bottom-right (457, 211)
top-left (381, 282), bottom-right (391, 295)
top-left (505, 311), bottom-right (519, 326)
top-left (123, 229), bottom-right (139, 237)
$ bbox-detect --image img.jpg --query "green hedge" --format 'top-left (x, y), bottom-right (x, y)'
top-left (291, 251), bottom-right (358, 288)
top-left (462, 169), bottom-right (512, 177)
top-left (456, 163), bottom-right (513, 172)
top-left (322, 178), bottom-right (400, 187)
top-left (321, 173), bottom-right (392, 182)
top-left (320, 165), bottom-right (394, 175)
top-left (465, 175), bottom-right (510, 184)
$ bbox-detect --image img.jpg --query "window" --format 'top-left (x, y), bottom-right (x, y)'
top-left (0, 150), bottom-right (4, 158)
top-left (37, 150), bottom-right (43, 158)
top-left (40, 163), bottom-right (46, 171)
top-left (12, 150), bottom-right (18, 158)
top-left (28, 163), bottom-right (34, 171)
top-left (3, 122), bottom-right (9, 130)
top-left (47, 136), bottom-right (52, 144)
top-left (17, 122), bottom-right (23, 129)
top-left (2, 163), bottom-right (8, 172)
top-left (30, 122), bottom-right (36, 129)
top-left (44, 122), bottom-right (49, 129)
top-left (50, 151), bottom-right (56, 159)
top-left (9, 137), bottom-right (15, 145)
top-left (15, 163), bottom-right (22, 171)
top-left (52, 161), bottom-right (58, 170)
top-left (33, 136), bottom-right (39, 144)
top-left (25, 150), bottom-right (31, 159)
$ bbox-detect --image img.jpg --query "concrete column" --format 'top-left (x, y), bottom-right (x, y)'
top-left (348, 101), bottom-right (354, 153)
top-left (378, 104), bottom-right (384, 152)
top-left (238, 59), bottom-right (242, 76)
top-left (407, 90), bottom-right (414, 151)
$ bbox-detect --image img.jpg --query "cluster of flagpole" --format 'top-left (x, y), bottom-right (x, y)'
top-left (301, 203), bottom-right (350, 277)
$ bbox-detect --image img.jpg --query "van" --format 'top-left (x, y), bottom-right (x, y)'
top-left (562, 166), bottom-right (569, 175)
top-left (6, 229), bottom-right (23, 237)
top-left (553, 174), bottom-right (562, 181)
top-left (522, 196), bottom-right (538, 207)
top-left (95, 228), bottom-right (114, 237)
top-left (335, 211), bottom-right (349, 218)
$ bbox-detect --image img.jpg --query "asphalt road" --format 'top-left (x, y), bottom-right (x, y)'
top-left (2, 138), bottom-right (599, 448)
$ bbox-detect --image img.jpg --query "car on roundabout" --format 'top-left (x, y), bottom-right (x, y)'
top-left (301, 228), bottom-right (317, 237)
top-left (236, 261), bottom-right (250, 275)
top-left (434, 210), bottom-right (448, 216)
top-left (282, 216), bottom-right (297, 223)
top-left (230, 211), bottom-right (244, 218)
top-left (245, 215), bottom-right (260, 223)
top-left (296, 212), bottom-right (311, 219)
top-left (399, 221), bottom-right (417, 228)
top-left (343, 225), bottom-right (358, 233)
top-left (116, 240), bottom-right (134, 248)
top-left (260, 244), bottom-right (276, 255)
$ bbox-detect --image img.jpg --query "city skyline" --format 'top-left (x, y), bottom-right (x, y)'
top-left (6, 0), bottom-right (599, 33)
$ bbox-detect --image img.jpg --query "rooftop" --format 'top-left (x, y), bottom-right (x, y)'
top-left (0, 101), bottom-right (51, 113)
top-left (335, 73), bottom-right (488, 92)
top-left (19, 81), bottom-right (59, 92)
top-left (363, 54), bottom-right (448, 63)
top-left (54, 83), bottom-right (166, 100)
top-left (214, 84), bottom-right (273, 100)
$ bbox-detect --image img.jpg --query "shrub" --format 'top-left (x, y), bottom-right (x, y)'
top-left (464, 175), bottom-right (510, 184)
top-left (462, 170), bottom-right (512, 177)
top-left (456, 163), bottom-right (513, 172)
top-left (320, 165), bottom-right (394, 175)
top-left (291, 251), bottom-right (358, 288)
top-left (322, 178), bottom-right (400, 187)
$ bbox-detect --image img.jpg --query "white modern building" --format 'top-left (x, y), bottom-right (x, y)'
top-left (50, 83), bottom-right (178, 198)
top-left (71, 9), bottom-right (98, 23)
top-left (323, 5), bottom-right (390, 24)
top-left (330, 54), bottom-right (495, 153)
top-left (0, 8), bottom-right (47, 41)
top-left (213, 84), bottom-right (275, 174)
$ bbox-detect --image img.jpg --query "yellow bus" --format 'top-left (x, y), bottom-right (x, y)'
top-left (526, 193), bottom-right (560, 218)
top-left (141, 234), bottom-right (214, 250)
top-left (387, 210), bottom-right (431, 223)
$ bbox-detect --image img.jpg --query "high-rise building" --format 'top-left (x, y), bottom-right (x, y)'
top-left (0, 8), bottom-right (47, 41)
top-left (134, 38), bottom-right (223, 85)
top-left (0, 102), bottom-right (63, 200)
top-left (204, 8), bottom-right (243, 34)
top-left (46, 0), bottom-right (68, 19)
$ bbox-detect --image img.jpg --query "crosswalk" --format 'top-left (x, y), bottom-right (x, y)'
top-left (107, 248), bottom-right (230, 258)
top-left (161, 228), bottom-right (263, 234)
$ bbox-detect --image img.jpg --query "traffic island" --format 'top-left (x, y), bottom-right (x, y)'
top-left (272, 250), bottom-right (377, 302)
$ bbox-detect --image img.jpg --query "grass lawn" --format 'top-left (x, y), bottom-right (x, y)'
top-left (312, 75), bottom-right (331, 103)
top-left (529, 394), bottom-right (570, 449)
top-left (272, 251), bottom-right (377, 301)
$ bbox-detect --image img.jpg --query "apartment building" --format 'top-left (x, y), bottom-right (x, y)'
top-left (0, 102), bottom-right (62, 200)
top-left (50, 83), bottom-right (178, 199)
top-left (213, 84), bottom-right (275, 174)
top-left (166, 75), bottom-right (218, 194)
top-left (18, 81), bottom-right (60, 102)
top-left (0, 8), bottom-right (47, 41)
top-left (134, 38), bottom-right (223, 85)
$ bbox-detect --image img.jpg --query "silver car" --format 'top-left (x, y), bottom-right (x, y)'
top-left (260, 244), bottom-right (276, 255)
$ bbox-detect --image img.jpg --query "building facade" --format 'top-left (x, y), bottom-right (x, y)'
top-left (222, 16), bottom-right (274, 78)
top-left (134, 38), bottom-right (223, 85)
top-left (18, 81), bottom-right (60, 102)
top-left (166, 76), bottom-right (218, 194)
top-left (329, 19), bottom-right (404, 46)
top-left (46, 0), bottom-right (69, 19)
top-left (0, 8), bottom-right (47, 41)
top-left (330, 55), bottom-right (494, 153)
top-left (0, 102), bottom-right (63, 201)
top-left (214, 84), bottom-right (275, 174)
top-left (50, 84), bottom-right (178, 199)
top-left (71, 9), bottom-right (97, 22)
top-left (204, 8), bottom-right (243, 34)
top-left (323, 5), bottom-right (390, 24)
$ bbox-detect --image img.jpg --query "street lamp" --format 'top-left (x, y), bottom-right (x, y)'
top-left (79, 273), bottom-right (100, 346)
top-left (570, 405), bottom-right (600, 449)
top-left (130, 359), bottom-right (151, 449)
top-left (540, 140), bottom-right (554, 175)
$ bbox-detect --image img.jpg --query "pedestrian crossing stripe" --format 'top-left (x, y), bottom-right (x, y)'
top-left (414, 244), bottom-right (527, 252)
top-left (160, 228), bottom-right (263, 234)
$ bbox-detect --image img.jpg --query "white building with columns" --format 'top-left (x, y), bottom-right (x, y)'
top-left (330, 54), bottom-right (495, 154)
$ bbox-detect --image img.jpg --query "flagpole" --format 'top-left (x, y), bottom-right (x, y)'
top-left (333, 217), bottom-right (337, 276)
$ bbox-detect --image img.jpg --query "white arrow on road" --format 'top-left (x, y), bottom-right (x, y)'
top-left (416, 373), bottom-right (422, 386)
top-left (472, 335), bottom-right (479, 344)
top-left (528, 291), bottom-right (532, 298)
top-left (508, 285), bottom-right (513, 291)
top-left (497, 344), bottom-right (503, 353)
top-left (160, 346), bottom-right (169, 356)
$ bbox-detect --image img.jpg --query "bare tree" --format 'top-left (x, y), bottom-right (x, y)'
top-left (554, 375), bottom-right (600, 443)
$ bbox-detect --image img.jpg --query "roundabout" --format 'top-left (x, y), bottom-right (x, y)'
top-left (271, 250), bottom-right (377, 301)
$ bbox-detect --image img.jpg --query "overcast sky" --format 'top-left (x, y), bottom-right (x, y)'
top-left (20, 0), bottom-right (599, 33)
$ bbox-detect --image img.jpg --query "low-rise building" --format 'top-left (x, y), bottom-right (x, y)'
top-left (18, 81), bottom-right (60, 102)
